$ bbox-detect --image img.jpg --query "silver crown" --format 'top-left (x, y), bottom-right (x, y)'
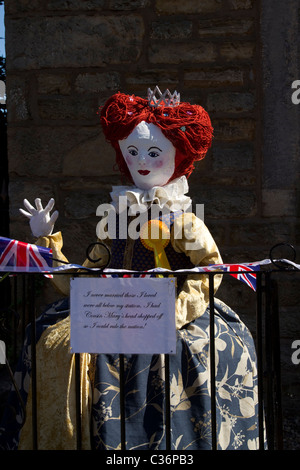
top-left (147, 86), bottom-right (180, 108)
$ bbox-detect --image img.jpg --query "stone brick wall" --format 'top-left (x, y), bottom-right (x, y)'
top-left (4, 0), bottom-right (300, 445)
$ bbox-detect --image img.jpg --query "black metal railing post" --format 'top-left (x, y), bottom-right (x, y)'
top-left (269, 277), bottom-right (283, 449)
top-left (264, 273), bottom-right (284, 450)
top-left (265, 271), bottom-right (274, 448)
top-left (209, 273), bottom-right (217, 450)
top-left (119, 353), bottom-right (126, 450)
top-left (29, 274), bottom-right (38, 450)
top-left (256, 271), bottom-right (265, 449)
top-left (75, 353), bottom-right (82, 450)
top-left (165, 353), bottom-right (171, 450)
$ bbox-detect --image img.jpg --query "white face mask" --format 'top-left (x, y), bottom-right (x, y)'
top-left (118, 121), bottom-right (176, 190)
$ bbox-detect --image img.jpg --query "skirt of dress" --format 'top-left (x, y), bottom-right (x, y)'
top-left (0, 297), bottom-right (261, 450)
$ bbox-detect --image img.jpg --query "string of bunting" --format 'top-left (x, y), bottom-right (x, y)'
top-left (0, 236), bottom-right (299, 291)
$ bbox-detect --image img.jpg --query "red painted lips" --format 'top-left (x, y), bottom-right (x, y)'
top-left (138, 170), bottom-right (150, 175)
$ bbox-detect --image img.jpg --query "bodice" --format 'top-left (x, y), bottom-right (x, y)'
top-left (109, 210), bottom-right (194, 273)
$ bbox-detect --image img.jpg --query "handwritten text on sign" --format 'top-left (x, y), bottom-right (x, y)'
top-left (70, 277), bottom-right (176, 354)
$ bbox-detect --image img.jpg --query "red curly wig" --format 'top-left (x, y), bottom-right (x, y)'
top-left (100, 92), bottom-right (213, 183)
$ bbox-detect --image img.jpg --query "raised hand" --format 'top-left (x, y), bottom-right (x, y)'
top-left (19, 198), bottom-right (59, 238)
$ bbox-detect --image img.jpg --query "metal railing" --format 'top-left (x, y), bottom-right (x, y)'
top-left (0, 257), bottom-right (299, 451)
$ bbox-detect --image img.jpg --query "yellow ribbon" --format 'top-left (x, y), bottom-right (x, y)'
top-left (140, 219), bottom-right (171, 271)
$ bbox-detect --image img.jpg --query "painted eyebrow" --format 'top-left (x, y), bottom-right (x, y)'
top-left (148, 146), bottom-right (162, 152)
top-left (127, 145), bottom-right (138, 150)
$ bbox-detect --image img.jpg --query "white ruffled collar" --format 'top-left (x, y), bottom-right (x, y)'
top-left (110, 176), bottom-right (191, 213)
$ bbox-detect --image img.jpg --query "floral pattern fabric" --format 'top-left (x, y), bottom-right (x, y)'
top-left (92, 297), bottom-right (260, 450)
top-left (0, 295), bottom-right (260, 450)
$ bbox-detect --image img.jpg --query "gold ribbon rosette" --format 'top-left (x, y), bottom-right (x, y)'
top-left (140, 219), bottom-right (171, 271)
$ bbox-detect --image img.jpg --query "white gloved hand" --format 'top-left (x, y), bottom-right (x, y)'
top-left (19, 198), bottom-right (59, 238)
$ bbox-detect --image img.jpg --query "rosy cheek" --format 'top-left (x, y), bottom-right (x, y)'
top-left (153, 160), bottom-right (164, 168)
top-left (125, 155), bottom-right (133, 166)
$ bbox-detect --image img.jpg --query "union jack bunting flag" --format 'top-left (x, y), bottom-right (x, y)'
top-left (211, 263), bottom-right (259, 291)
top-left (0, 237), bottom-right (53, 271)
top-left (101, 272), bottom-right (154, 278)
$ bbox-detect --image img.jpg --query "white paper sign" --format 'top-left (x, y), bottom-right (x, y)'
top-left (70, 277), bottom-right (176, 354)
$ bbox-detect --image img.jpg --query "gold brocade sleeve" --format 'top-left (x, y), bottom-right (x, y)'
top-left (36, 232), bottom-right (111, 296)
top-left (36, 232), bottom-right (70, 296)
top-left (170, 213), bottom-right (223, 330)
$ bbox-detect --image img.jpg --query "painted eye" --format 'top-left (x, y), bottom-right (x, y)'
top-left (149, 151), bottom-right (159, 158)
top-left (128, 148), bottom-right (138, 156)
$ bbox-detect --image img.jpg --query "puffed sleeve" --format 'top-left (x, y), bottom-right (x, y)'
top-left (170, 212), bottom-right (223, 329)
top-left (36, 232), bottom-right (111, 296)
top-left (36, 232), bottom-right (71, 296)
